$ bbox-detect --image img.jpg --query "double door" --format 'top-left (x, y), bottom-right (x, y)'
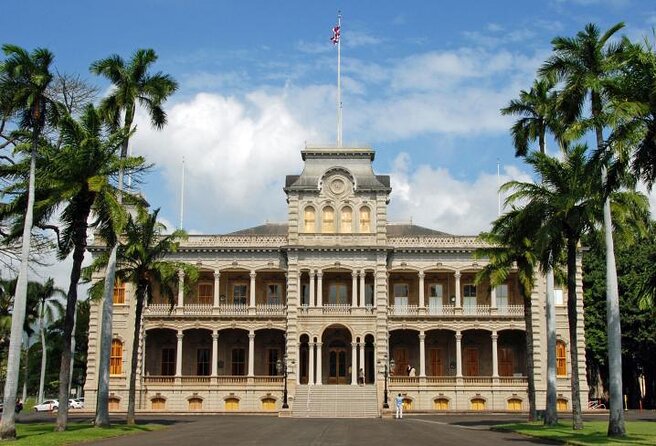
top-left (328, 347), bottom-right (349, 384)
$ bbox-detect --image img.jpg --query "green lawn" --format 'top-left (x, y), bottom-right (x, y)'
top-left (495, 420), bottom-right (656, 445)
top-left (13, 422), bottom-right (165, 446)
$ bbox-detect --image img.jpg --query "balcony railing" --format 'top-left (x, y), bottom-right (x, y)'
top-left (463, 304), bottom-right (490, 316)
top-left (498, 305), bottom-right (524, 316)
top-left (144, 303), bottom-right (286, 317)
top-left (427, 304), bottom-right (455, 315)
top-left (143, 375), bottom-right (284, 386)
top-left (389, 305), bottom-right (419, 316)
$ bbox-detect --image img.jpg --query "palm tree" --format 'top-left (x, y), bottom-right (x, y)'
top-left (0, 44), bottom-right (54, 440)
top-left (88, 208), bottom-right (193, 424)
top-left (33, 279), bottom-right (65, 404)
top-left (539, 22), bottom-right (628, 436)
top-left (90, 49), bottom-right (177, 427)
top-left (475, 208), bottom-right (541, 421)
top-left (501, 77), bottom-right (563, 426)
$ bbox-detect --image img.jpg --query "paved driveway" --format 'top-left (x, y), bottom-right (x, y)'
top-left (78, 415), bottom-right (551, 446)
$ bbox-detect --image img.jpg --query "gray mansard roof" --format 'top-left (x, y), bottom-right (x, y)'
top-left (226, 223), bottom-right (452, 237)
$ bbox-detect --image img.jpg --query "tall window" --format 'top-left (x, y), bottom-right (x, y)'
top-left (267, 348), bottom-right (280, 376)
top-left (328, 284), bottom-right (348, 304)
top-left (394, 283), bottom-right (409, 307)
top-left (496, 284), bottom-right (508, 310)
top-left (322, 206), bottom-right (335, 233)
top-left (197, 348), bottom-right (210, 376)
top-left (110, 339), bottom-right (123, 375)
top-left (113, 280), bottom-right (125, 304)
top-left (266, 284), bottom-right (281, 304)
top-left (429, 284), bottom-right (443, 313)
top-left (233, 284), bottom-right (247, 305)
top-left (197, 283), bottom-right (213, 304)
top-left (359, 207), bottom-right (371, 233)
top-left (554, 289), bottom-right (564, 305)
top-left (301, 283), bottom-right (309, 306)
top-left (304, 206), bottom-right (316, 233)
top-left (365, 283), bottom-right (374, 306)
top-left (556, 341), bottom-right (567, 376)
top-left (231, 348), bottom-right (246, 375)
top-left (463, 284), bottom-right (477, 314)
top-left (161, 347), bottom-right (176, 375)
top-left (340, 206), bottom-right (353, 233)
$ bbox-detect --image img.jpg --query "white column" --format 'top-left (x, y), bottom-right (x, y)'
top-left (359, 271), bottom-right (366, 307)
top-left (177, 270), bottom-right (185, 307)
top-left (309, 271), bottom-right (316, 307)
top-left (249, 271), bottom-right (256, 308)
top-left (492, 331), bottom-right (499, 377)
top-left (454, 271), bottom-right (461, 308)
top-left (490, 284), bottom-right (497, 309)
top-left (419, 331), bottom-right (426, 377)
top-left (359, 342), bottom-right (365, 381)
top-left (211, 331), bottom-right (219, 376)
top-left (213, 271), bottom-right (220, 307)
top-left (175, 330), bottom-right (183, 377)
top-left (308, 342), bottom-right (315, 385)
top-left (455, 331), bottom-right (462, 377)
top-left (316, 342), bottom-right (323, 385)
top-left (418, 271), bottom-right (425, 309)
top-left (248, 330), bottom-right (255, 376)
top-left (352, 271), bottom-right (358, 307)
top-left (316, 271), bottom-right (323, 307)
top-left (351, 342), bottom-right (358, 385)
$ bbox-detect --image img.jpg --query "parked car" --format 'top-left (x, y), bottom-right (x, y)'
top-left (34, 400), bottom-right (59, 412)
top-left (69, 399), bottom-right (84, 409)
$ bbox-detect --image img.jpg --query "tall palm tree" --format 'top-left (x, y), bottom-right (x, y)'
top-left (88, 208), bottom-right (193, 425)
top-left (0, 44), bottom-right (54, 440)
top-left (33, 278), bottom-right (65, 404)
top-left (501, 77), bottom-right (563, 426)
top-left (539, 22), bottom-right (628, 436)
top-left (475, 208), bottom-right (541, 421)
top-left (90, 49), bottom-right (177, 427)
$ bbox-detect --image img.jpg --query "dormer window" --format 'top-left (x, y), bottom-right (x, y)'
top-left (322, 206), bottom-right (335, 233)
top-left (359, 206), bottom-right (371, 233)
top-left (304, 206), bottom-right (316, 233)
top-left (341, 206), bottom-right (353, 233)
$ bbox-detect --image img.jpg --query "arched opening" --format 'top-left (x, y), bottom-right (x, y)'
top-left (322, 206), bottom-right (335, 233)
top-left (498, 330), bottom-right (527, 377)
top-left (144, 328), bottom-right (177, 376)
top-left (340, 206), bottom-right (352, 233)
top-left (470, 398), bottom-right (486, 411)
top-left (254, 329), bottom-right (285, 376)
top-left (188, 397), bottom-right (203, 411)
top-left (556, 340), bottom-right (567, 376)
top-left (389, 329), bottom-right (420, 376)
top-left (359, 206), bottom-right (371, 232)
top-left (304, 206), bottom-right (316, 233)
top-left (261, 397), bottom-right (276, 411)
top-left (462, 330), bottom-right (492, 376)
top-left (433, 398), bottom-right (449, 410)
top-left (557, 398), bottom-right (568, 412)
top-left (151, 397), bottom-right (166, 411)
top-left (364, 334), bottom-right (375, 384)
top-left (108, 397), bottom-right (120, 411)
top-left (110, 339), bottom-right (123, 375)
top-left (402, 397), bottom-right (413, 411)
top-left (299, 334), bottom-right (309, 384)
top-left (217, 329), bottom-right (249, 376)
top-left (182, 328), bottom-right (212, 376)
top-left (321, 325), bottom-right (353, 384)
top-left (507, 398), bottom-right (522, 411)
top-left (425, 329), bottom-right (456, 376)
top-left (225, 397), bottom-right (239, 411)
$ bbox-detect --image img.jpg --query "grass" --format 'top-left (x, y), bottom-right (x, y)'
top-left (495, 420), bottom-right (656, 445)
top-left (11, 422), bottom-right (165, 446)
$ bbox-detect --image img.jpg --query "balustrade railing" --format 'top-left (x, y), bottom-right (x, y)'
top-left (184, 304), bottom-right (213, 315)
top-left (427, 304), bottom-right (455, 316)
top-left (322, 304), bottom-right (351, 314)
top-left (389, 305), bottom-right (419, 316)
top-left (463, 304), bottom-right (491, 316)
top-left (462, 376), bottom-right (493, 385)
top-left (143, 375), bottom-right (284, 385)
top-left (498, 304), bottom-right (524, 316)
top-left (258, 304), bottom-right (286, 316)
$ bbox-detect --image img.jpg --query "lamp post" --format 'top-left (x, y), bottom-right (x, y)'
top-left (276, 354), bottom-right (294, 409)
top-left (379, 356), bottom-right (395, 409)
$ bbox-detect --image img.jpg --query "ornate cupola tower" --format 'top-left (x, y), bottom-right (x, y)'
top-left (284, 146), bottom-right (391, 246)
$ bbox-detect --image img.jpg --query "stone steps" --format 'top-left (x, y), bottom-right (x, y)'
top-left (291, 385), bottom-right (378, 418)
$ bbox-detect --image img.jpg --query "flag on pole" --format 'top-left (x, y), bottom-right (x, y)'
top-left (331, 24), bottom-right (340, 45)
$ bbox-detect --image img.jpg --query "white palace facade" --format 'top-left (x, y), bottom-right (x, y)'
top-left (84, 146), bottom-right (587, 415)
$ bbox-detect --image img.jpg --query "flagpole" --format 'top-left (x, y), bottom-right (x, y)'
top-left (180, 156), bottom-right (185, 230)
top-left (336, 11), bottom-right (342, 147)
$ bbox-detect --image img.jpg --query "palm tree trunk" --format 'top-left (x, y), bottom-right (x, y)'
top-left (0, 132), bottom-right (38, 440)
top-left (56, 204), bottom-right (92, 431)
top-left (567, 237), bottom-right (583, 430)
top-left (127, 288), bottom-right (145, 425)
top-left (95, 245), bottom-right (117, 427)
top-left (520, 282), bottom-right (537, 421)
top-left (38, 301), bottom-right (47, 403)
top-left (22, 343), bottom-right (29, 402)
top-left (68, 303), bottom-right (78, 398)
top-left (545, 261), bottom-right (558, 426)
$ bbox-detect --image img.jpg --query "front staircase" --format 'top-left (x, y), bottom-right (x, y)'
top-left (291, 385), bottom-right (379, 418)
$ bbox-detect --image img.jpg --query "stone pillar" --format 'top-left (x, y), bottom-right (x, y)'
top-left (455, 331), bottom-right (462, 377)
top-left (359, 271), bottom-right (366, 307)
top-left (211, 331), bottom-right (219, 377)
top-left (177, 270), bottom-right (185, 307)
top-left (491, 330), bottom-right (499, 378)
top-left (309, 271), bottom-right (316, 307)
top-left (351, 342), bottom-right (358, 385)
top-left (352, 271), bottom-right (358, 307)
top-left (308, 342), bottom-right (315, 385)
top-left (175, 330), bottom-right (183, 377)
top-left (213, 271), bottom-right (221, 308)
top-left (491, 285), bottom-right (497, 309)
top-left (316, 272), bottom-right (323, 307)
top-left (316, 342), bottom-right (323, 385)
top-left (249, 271), bottom-right (256, 308)
top-left (418, 271), bottom-right (425, 309)
top-left (419, 331), bottom-right (426, 377)
top-left (359, 342), bottom-right (365, 380)
top-left (454, 271), bottom-right (461, 308)
top-left (248, 330), bottom-right (255, 377)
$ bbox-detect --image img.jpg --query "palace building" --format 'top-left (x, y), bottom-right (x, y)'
top-left (84, 146), bottom-right (587, 416)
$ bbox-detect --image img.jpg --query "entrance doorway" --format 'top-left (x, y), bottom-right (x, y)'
top-left (328, 344), bottom-right (349, 384)
top-left (320, 324), bottom-right (353, 385)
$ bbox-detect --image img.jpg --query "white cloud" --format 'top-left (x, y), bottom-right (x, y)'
top-left (388, 153), bottom-right (533, 235)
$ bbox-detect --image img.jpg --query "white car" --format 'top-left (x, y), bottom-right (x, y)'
top-left (69, 399), bottom-right (84, 409)
top-left (34, 400), bottom-right (59, 412)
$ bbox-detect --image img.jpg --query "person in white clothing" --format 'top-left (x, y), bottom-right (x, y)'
top-left (395, 393), bottom-right (404, 419)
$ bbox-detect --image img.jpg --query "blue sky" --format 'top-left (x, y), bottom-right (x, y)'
top-left (3, 0), bottom-right (656, 244)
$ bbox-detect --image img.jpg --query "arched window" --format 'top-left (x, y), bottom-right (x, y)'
top-left (340, 206), bottom-right (352, 233)
top-left (225, 397), bottom-right (239, 411)
top-left (557, 398), bottom-right (568, 411)
top-left (151, 397), bottom-right (166, 410)
top-left (359, 207), bottom-right (371, 233)
top-left (188, 397), bottom-right (203, 411)
top-left (556, 341), bottom-right (567, 376)
top-left (433, 398), bottom-right (449, 410)
top-left (322, 206), bottom-right (335, 233)
top-left (108, 397), bottom-right (120, 411)
top-left (304, 206), bottom-right (316, 233)
top-left (113, 280), bottom-right (125, 304)
top-left (470, 398), bottom-right (486, 411)
top-left (261, 398), bottom-right (276, 410)
top-left (110, 339), bottom-right (123, 375)
top-left (507, 398), bottom-right (522, 411)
